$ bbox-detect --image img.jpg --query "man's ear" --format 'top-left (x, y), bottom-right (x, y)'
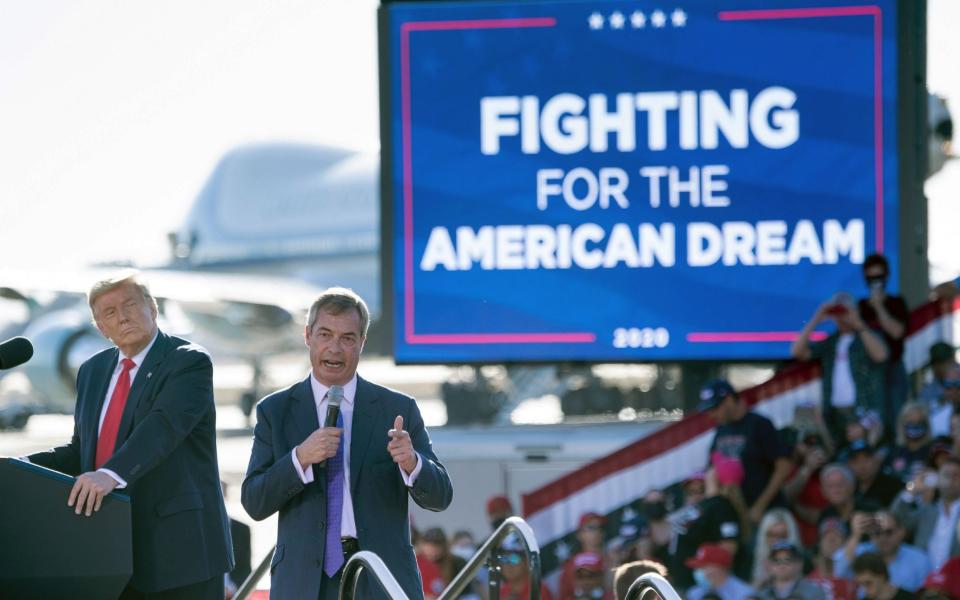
top-left (93, 318), bottom-right (110, 341)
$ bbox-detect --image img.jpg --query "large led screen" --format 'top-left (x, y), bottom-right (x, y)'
top-left (382, 0), bottom-right (899, 362)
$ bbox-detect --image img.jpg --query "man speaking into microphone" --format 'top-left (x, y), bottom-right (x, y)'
top-left (242, 287), bottom-right (453, 600)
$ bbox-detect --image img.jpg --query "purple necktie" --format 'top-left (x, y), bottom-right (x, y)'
top-left (324, 410), bottom-right (345, 577)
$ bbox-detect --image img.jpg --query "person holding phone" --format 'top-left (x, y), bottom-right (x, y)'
top-left (857, 254), bottom-right (910, 434)
top-left (792, 291), bottom-right (889, 441)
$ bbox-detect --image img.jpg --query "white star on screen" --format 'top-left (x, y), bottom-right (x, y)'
top-left (630, 10), bottom-right (646, 28)
top-left (609, 11), bottom-right (626, 29)
top-left (671, 8), bottom-right (688, 27)
top-left (621, 506), bottom-right (639, 522)
top-left (588, 12), bottom-right (604, 30)
top-left (554, 541), bottom-right (571, 561)
top-left (651, 10), bottom-right (667, 28)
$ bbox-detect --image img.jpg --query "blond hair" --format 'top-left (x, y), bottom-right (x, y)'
top-left (88, 269), bottom-right (157, 316)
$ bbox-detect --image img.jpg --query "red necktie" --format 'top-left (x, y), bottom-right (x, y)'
top-left (95, 358), bottom-right (136, 469)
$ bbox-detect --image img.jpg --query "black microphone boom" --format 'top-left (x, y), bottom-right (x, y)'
top-left (0, 337), bottom-right (33, 370)
top-left (320, 385), bottom-right (344, 467)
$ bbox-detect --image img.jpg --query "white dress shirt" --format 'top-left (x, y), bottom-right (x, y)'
top-left (96, 331), bottom-right (158, 488)
top-left (928, 499), bottom-right (960, 569)
top-left (292, 372), bottom-right (422, 538)
top-left (831, 333), bottom-right (857, 408)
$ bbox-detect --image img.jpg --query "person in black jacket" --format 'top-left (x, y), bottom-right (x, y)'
top-left (27, 271), bottom-right (233, 599)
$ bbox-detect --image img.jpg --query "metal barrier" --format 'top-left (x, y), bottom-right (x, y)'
top-left (234, 515), bottom-right (542, 600)
top-left (624, 573), bottom-right (684, 600)
top-left (438, 516), bottom-right (541, 600)
top-left (339, 550), bottom-right (410, 600)
top-left (234, 545), bottom-right (274, 600)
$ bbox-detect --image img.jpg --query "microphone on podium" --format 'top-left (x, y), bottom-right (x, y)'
top-left (320, 385), bottom-right (344, 467)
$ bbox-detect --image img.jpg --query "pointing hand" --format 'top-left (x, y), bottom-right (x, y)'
top-left (388, 415), bottom-right (417, 475)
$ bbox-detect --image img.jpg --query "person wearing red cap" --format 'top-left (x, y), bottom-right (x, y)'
top-left (671, 470), bottom-right (744, 591)
top-left (559, 513), bottom-right (608, 600)
top-left (561, 551), bottom-right (612, 600)
top-left (686, 542), bottom-right (755, 600)
top-left (487, 494), bottom-right (514, 531)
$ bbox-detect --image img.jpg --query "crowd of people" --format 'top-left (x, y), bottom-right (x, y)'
top-left (411, 253), bottom-right (960, 600)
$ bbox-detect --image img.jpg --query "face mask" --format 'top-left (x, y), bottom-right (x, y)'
top-left (866, 275), bottom-right (887, 292)
top-left (904, 423), bottom-right (928, 440)
top-left (693, 569), bottom-right (710, 588)
top-left (643, 501), bottom-right (668, 520)
top-left (573, 586), bottom-right (605, 599)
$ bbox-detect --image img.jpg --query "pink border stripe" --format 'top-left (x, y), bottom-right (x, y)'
top-left (718, 5), bottom-right (884, 252)
top-left (404, 17), bottom-right (557, 32)
top-left (718, 6), bottom-right (879, 20)
top-left (401, 17), bottom-right (590, 345)
top-left (409, 332), bottom-right (597, 344)
top-left (687, 331), bottom-right (830, 343)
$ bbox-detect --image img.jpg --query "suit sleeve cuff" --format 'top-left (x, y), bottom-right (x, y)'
top-left (291, 447), bottom-right (314, 484)
top-left (98, 468), bottom-right (127, 489)
top-left (400, 452), bottom-right (422, 487)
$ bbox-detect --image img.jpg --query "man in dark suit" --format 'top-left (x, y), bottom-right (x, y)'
top-left (242, 287), bottom-right (453, 600)
top-left (27, 271), bottom-right (233, 599)
top-left (893, 456), bottom-right (960, 569)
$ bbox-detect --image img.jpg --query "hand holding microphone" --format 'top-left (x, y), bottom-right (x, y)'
top-left (294, 385), bottom-right (344, 471)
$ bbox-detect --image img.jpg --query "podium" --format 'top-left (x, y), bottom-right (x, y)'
top-left (0, 458), bottom-right (133, 599)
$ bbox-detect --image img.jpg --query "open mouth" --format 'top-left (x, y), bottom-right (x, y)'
top-left (322, 360), bottom-right (344, 369)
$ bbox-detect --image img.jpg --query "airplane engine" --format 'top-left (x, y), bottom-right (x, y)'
top-left (19, 308), bottom-right (110, 412)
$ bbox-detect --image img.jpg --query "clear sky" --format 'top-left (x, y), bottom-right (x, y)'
top-left (0, 0), bottom-right (957, 283)
top-left (0, 0), bottom-right (379, 269)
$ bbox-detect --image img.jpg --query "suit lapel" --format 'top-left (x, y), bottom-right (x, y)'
top-left (82, 350), bottom-right (118, 471)
top-left (115, 332), bottom-right (169, 444)
top-left (290, 376), bottom-right (321, 447)
top-left (350, 376), bottom-right (379, 495)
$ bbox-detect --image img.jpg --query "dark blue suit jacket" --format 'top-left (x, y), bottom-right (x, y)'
top-left (28, 331), bottom-right (234, 592)
top-left (241, 375), bottom-right (453, 600)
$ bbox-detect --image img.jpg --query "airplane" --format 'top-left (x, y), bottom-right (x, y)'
top-left (0, 143), bottom-right (380, 428)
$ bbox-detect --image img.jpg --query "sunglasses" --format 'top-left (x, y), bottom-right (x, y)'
top-left (870, 529), bottom-right (897, 537)
top-left (499, 553), bottom-right (524, 565)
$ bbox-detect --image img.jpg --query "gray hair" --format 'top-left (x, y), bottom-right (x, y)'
top-left (306, 287), bottom-right (369, 337)
top-left (88, 269), bottom-right (157, 316)
top-left (821, 463), bottom-right (855, 487)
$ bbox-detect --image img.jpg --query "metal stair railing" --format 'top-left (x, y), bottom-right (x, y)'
top-left (235, 515), bottom-right (542, 600)
top-left (340, 550), bottom-right (410, 600)
top-left (624, 573), bottom-right (684, 600)
top-left (438, 515), bottom-right (541, 600)
top-left (234, 545), bottom-right (273, 600)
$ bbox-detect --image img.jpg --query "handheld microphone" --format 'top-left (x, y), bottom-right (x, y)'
top-left (0, 337), bottom-right (33, 370)
top-left (320, 385), bottom-right (344, 467)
